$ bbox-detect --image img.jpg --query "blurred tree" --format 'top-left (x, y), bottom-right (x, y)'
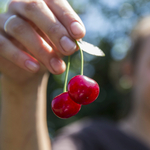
top-left (0, 0), bottom-right (9, 13)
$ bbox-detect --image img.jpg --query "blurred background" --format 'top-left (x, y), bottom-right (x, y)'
top-left (0, 0), bottom-right (149, 137)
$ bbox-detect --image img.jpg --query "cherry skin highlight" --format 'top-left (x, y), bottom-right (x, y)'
top-left (68, 75), bottom-right (100, 105)
top-left (51, 92), bottom-right (81, 119)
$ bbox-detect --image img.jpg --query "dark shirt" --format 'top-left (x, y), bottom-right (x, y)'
top-left (52, 118), bottom-right (150, 150)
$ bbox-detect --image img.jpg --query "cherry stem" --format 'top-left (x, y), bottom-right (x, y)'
top-left (63, 56), bottom-right (70, 92)
top-left (76, 41), bottom-right (84, 75)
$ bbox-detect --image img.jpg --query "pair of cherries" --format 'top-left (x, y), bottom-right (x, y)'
top-left (51, 40), bottom-right (103, 119)
top-left (51, 75), bottom-right (100, 119)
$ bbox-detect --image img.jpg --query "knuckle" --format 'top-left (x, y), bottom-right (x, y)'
top-left (24, 0), bottom-right (43, 14)
top-left (62, 11), bottom-right (75, 21)
top-left (10, 20), bottom-right (27, 35)
top-left (47, 23), bottom-right (62, 35)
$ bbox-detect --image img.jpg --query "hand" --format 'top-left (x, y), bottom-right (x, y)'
top-left (0, 0), bottom-right (86, 83)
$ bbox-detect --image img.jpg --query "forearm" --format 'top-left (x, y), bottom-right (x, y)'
top-left (0, 73), bottom-right (51, 150)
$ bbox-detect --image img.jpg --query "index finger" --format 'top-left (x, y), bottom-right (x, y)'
top-left (45, 0), bottom-right (86, 39)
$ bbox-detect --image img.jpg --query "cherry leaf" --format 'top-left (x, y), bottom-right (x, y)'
top-left (77, 40), bottom-right (105, 56)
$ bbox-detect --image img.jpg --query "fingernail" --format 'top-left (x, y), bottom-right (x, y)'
top-left (25, 60), bottom-right (39, 72)
top-left (50, 58), bottom-right (65, 73)
top-left (70, 22), bottom-right (85, 35)
top-left (60, 36), bottom-right (76, 52)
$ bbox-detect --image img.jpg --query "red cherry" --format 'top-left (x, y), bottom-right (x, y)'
top-left (68, 75), bottom-right (100, 105)
top-left (51, 92), bottom-right (81, 119)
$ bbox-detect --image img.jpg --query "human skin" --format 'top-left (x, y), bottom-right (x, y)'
top-left (0, 0), bottom-right (85, 74)
top-left (0, 0), bottom-right (85, 149)
top-left (119, 36), bottom-right (150, 148)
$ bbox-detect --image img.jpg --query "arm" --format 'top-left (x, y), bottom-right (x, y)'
top-left (0, 72), bottom-right (51, 150)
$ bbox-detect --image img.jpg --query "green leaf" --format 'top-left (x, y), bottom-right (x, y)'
top-left (77, 40), bottom-right (105, 56)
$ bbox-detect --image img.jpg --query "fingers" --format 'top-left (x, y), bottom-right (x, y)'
top-left (0, 0), bottom-right (86, 75)
top-left (45, 0), bottom-right (86, 39)
top-left (0, 34), bottom-right (40, 73)
top-left (0, 14), bottom-right (66, 74)
top-left (8, 0), bottom-right (78, 56)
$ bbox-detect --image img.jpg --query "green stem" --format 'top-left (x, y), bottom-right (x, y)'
top-left (76, 41), bottom-right (84, 75)
top-left (63, 56), bottom-right (70, 92)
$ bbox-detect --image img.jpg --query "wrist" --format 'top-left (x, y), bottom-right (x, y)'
top-left (1, 72), bottom-right (50, 105)
top-left (0, 73), bottom-right (51, 150)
